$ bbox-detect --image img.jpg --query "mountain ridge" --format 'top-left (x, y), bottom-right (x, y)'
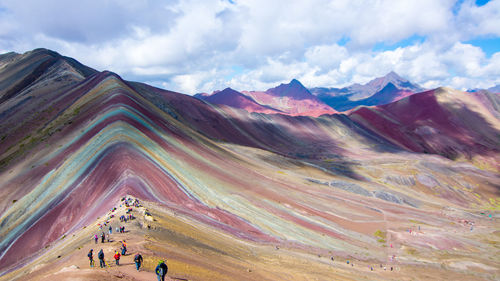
top-left (196, 87), bottom-right (281, 114)
top-left (198, 79), bottom-right (337, 117)
top-left (310, 71), bottom-right (425, 111)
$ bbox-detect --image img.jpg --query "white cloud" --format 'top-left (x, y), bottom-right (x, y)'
top-left (0, 0), bottom-right (499, 93)
top-left (456, 0), bottom-right (500, 38)
top-left (304, 44), bottom-right (348, 73)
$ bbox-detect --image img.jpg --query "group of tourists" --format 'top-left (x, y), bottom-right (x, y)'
top-left (341, 257), bottom-right (396, 273)
top-left (369, 264), bottom-right (394, 271)
top-left (86, 197), bottom-right (169, 280)
top-left (87, 249), bottom-right (107, 268)
top-left (88, 248), bottom-right (167, 279)
top-left (93, 232), bottom-right (109, 243)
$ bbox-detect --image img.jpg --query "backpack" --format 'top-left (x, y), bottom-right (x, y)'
top-left (88, 252), bottom-right (92, 258)
top-left (159, 266), bottom-right (164, 276)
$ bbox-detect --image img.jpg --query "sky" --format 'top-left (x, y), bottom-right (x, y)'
top-left (0, 0), bottom-right (499, 94)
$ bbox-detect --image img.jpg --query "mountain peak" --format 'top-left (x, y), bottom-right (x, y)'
top-left (268, 79), bottom-right (313, 100)
top-left (198, 86), bottom-right (281, 114)
top-left (368, 71), bottom-right (408, 88)
top-left (351, 71), bottom-right (424, 99)
top-left (214, 87), bottom-right (245, 97)
top-left (29, 48), bottom-right (61, 57)
top-left (384, 71), bottom-right (405, 81)
top-left (221, 87), bottom-right (237, 93)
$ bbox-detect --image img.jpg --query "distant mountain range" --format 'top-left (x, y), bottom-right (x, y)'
top-left (489, 85), bottom-right (500, 93)
top-left (196, 79), bottom-right (337, 117)
top-left (197, 71), bottom-right (426, 115)
top-left (195, 87), bottom-right (281, 114)
top-left (468, 85), bottom-right (500, 93)
top-left (310, 71), bottom-right (425, 112)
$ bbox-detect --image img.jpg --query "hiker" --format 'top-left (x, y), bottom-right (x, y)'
top-left (109, 226), bottom-right (112, 234)
top-left (88, 249), bottom-right (94, 267)
top-left (94, 234), bottom-right (98, 244)
top-left (98, 249), bottom-right (105, 268)
top-left (134, 253), bottom-right (143, 271)
top-left (155, 260), bottom-right (168, 281)
top-left (121, 241), bottom-right (127, 255)
top-left (114, 251), bottom-right (121, 266)
top-left (101, 232), bottom-right (105, 243)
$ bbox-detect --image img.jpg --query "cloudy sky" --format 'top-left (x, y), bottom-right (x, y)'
top-left (0, 0), bottom-right (499, 94)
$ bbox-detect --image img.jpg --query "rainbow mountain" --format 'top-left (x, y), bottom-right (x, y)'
top-left (0, 49), bottom-right (499, 281)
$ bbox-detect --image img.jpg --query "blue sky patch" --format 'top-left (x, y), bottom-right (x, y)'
top-left (465, 37), bottom-right (500, 57)
top-left (372, 35), bottom-right (426, 52)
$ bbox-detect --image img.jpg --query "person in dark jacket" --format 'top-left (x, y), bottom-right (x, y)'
top-left (98, 249), bottom-right (105, 268)
top-left (87, 249), bottom-right (94, 267)
top-left (101, 232), bottom-right (105, 243)
top-left (155, 260), bottom-right (168, 281)
top-left (134, 253), bottom-right (143, 271)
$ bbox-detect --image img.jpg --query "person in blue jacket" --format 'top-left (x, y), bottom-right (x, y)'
top-left (155, 260), bottom-right (168, 281)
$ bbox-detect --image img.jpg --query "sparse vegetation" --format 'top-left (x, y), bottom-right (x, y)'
top-left (374, 229), bottom-right (386, 243)
top-left (405, 247), bottom-right (417, 255)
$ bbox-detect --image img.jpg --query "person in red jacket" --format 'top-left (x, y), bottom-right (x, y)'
top-left (114, 251), bottom-right (121, 266)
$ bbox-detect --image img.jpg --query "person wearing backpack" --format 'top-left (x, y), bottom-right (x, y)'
top-left (98, 249), bottom-right (105, 268)
top-left (134, 253), bottom-right (143, 271)
top-left (155, 260), bottom-right (168, 281)
top-left (121, 240), bottom-right (127, 255)
top-left (87, 249), bottom-right (94, 267)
